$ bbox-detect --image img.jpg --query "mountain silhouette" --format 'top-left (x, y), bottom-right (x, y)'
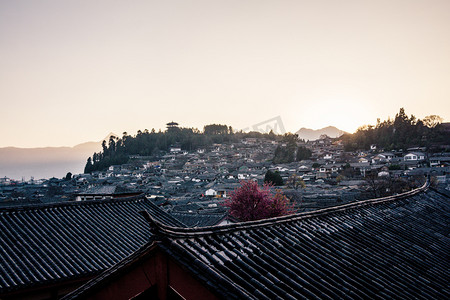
top-left (296, 126), bottom-right (347, 141)
top-left (0, 134), bottom-right (117, 180)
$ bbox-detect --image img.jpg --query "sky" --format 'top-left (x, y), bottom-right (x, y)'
top-left (1, 0), bottom-right (449, 148)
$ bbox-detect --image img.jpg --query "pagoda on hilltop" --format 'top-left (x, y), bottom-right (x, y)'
top-left (166, 121), bottom-right (179, 131)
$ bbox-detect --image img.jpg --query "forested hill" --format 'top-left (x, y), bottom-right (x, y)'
top-left (84, 124), bottom-right (279, 173)
top-left (84, 110), bottom-right (448, 173)
top-left (340, 108), bottom-right (448, 151)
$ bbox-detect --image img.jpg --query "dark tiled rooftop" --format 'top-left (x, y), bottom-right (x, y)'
top-left (0, 196), bottom-right (184, 294)
top-left (153, 185), bottom-right (449, 299)
top-left (170, 211), bottom-right (227, 227)
top-left (76, 185), bottom-right (137, 195)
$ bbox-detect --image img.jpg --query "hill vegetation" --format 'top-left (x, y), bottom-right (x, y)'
top-left (84, 109), bottom-right (447, 173)
top-left (84, 124), bottom-right (279, 173)
top-left (272, 134), bottom-right (312, 164)
top-left (340, 108), bottom-right (447, 151)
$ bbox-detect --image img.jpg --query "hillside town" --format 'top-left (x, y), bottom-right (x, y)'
top-left (1, 134), bottom-right (449, 224)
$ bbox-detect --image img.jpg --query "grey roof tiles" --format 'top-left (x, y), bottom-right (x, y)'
top-left (150, 185), bottom-right (449, 299)
top-left (0, 196), bottom-right (184, 294)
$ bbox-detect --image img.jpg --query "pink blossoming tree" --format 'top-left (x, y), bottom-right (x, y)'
top-left (224, 180), bottom-right (296, 221)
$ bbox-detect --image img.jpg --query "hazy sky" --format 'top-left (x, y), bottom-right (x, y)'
top-left (1, 0), bottom-right (449, 147)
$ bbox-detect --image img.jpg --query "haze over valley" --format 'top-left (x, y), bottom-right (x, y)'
top-left (0, 137), bottom-right (108, 180)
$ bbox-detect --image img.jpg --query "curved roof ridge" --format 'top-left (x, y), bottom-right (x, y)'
top-left (0, 193), bottom-right (145, 212)
top-left (141, 180), bottom-right (429, 238)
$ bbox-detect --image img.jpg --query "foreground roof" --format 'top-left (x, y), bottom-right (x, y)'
top-left (76, 185), bottom-right (137, 195)
top-left (0, 196), bottom-right (184, 295)
top-left (169, 211), bottom-right (228, 227)
top-left (122, 182), bottom-right (448, 299)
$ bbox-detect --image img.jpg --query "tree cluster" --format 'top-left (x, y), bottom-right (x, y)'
top-left (223, 180), bottom-right (295, 221)
top-left (340, 108), bottom-right (446, 151)
top-left (286, 173), bottom-right (306, 190)
top-left (203, 124), bottom-right (233, 135)
top-left (84, 135), bottom-right (128, 173)
top-left (361, 173), bottom-right (424, 198)
top-left (264, 170), bottom-right (284, 186)
top-left (296, 146), bottom-right (312, 161)
top-left (273, 134), bottom-right (311, 164)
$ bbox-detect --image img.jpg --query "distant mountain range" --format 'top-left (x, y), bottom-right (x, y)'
top-left (0, 133), bottom-right (117, 180)
top-left (295, 126), bottom-right (347, 141)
